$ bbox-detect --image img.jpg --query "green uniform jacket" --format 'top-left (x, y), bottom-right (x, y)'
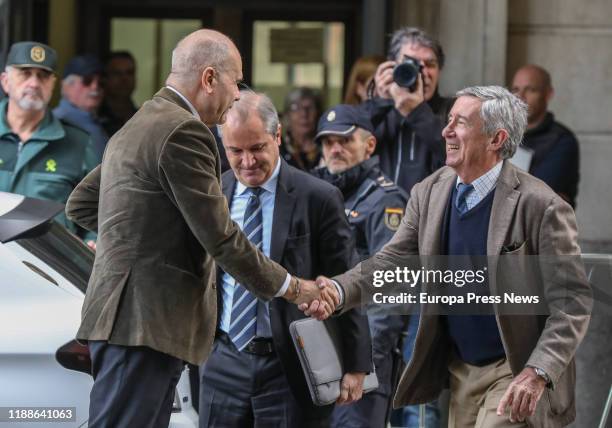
top-left (0, 99), bottom-right (98, 240)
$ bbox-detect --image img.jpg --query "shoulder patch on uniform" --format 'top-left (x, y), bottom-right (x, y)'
top-left (376, 175), bottom-right (396, 190)
top-left (384, 207), bottom-right (404, 231)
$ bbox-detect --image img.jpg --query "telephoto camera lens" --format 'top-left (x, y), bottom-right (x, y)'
top-left (392, 56), bottom-right (423, 91)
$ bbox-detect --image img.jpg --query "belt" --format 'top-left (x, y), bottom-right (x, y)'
top-left (243, 338), bottom-right (275, 356)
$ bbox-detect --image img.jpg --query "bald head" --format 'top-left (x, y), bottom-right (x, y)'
top-left (165, 29), bottom-right (243, 126)
top-left (511, 64), bottom-right (554, 128)
top-left (514, 65), bottom-right (551, 89)
top-left (166, 29), bottom-right (239, 87)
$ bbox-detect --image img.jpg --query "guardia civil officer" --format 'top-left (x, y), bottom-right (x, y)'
top-left (0, 41), bottom-right (97, 241)
top-left (312, 104), bottom-right (409, 428)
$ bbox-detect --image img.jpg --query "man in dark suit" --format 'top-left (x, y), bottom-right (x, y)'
top-left (310, 86), bottom-right (591, 427)
top-left (65, 30), bottom-right (337, 428)
top-left (198, 91), bottom-right (373, 427)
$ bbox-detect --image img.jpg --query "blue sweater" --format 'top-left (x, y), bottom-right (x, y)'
top-left (444, 185), bottom-right (506, 366)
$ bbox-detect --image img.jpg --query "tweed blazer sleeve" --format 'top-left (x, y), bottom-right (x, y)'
top-left (158, 119), bottom-right (287, 300)
top-left (333, 181), bottom-right (421, 310)
top-left (525, 196), bottom-right (592, 384)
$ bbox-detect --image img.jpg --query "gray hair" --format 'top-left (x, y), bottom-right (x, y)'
top-left (62, 74), bottom-right (80, 85)
top-left (60, 74), bottom-right (81, 97)
top-left (388, 27), bottom-right (445, 68)
top-left (456, 85), bottom-right (528, 159)
top-left (227, 90), bottom-right (279, 136)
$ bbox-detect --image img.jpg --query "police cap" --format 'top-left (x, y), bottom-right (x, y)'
top-left (6, 41), bottom-right (57, 73)
top-left (315, 104), bottom-right (374, 143)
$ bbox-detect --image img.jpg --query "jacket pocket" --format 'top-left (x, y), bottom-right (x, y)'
top-left (161, 261), bottom-right (204, 284)
top-left (501, 240), bottom-right (527, 255)
top-left (28, 172), bottom-right (74, 201)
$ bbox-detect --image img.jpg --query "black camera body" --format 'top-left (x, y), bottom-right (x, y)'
top-left (392, 56), bottom-right (423, 92)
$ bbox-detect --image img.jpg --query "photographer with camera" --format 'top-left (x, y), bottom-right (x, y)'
top-left (363, 27), bottom-right (452, 196)
top-left (361, 27), bottom-right (449, 427)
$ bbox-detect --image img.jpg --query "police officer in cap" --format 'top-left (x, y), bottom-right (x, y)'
top-left (312, 104), bottom-right (409, 428)
top-left (0, 42), bottom-right (98, 242)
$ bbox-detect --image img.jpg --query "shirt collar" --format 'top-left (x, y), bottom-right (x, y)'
top-left (235, 157), bottom-right (282, 197)
top-left (165, 85), bottom-right (200, 119)
top-left (455, 161), bottom-right (503, 199)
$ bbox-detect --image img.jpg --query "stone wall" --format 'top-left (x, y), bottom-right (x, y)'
top-left (507, 0), bottom-right (612, 253)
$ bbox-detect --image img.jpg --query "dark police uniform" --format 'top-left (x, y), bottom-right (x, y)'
top-left (313, 103), bottom-right (410, 427)
top-left (315, 156), bottom-right (410, 428)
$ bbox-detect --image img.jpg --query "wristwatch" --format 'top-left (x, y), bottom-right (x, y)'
top-left (530, 366), bottom-right (552, 387)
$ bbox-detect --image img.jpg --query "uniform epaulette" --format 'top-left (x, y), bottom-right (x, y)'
top-left (376, 175), bottom-right (398, 192)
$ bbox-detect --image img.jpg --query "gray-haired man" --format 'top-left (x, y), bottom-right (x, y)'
top-left (309, 86), bottom-right (591, 427)
top-left (198, 91), bottom-right (372, 427)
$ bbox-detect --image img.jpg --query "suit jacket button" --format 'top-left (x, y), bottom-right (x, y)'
top-left (212, 282), bottom-right (216, 289)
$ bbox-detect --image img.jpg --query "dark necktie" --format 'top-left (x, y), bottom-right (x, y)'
top-left (229, 187), bottom-right (263, 351)
top-left (455, 183), bottom-right (474, 215)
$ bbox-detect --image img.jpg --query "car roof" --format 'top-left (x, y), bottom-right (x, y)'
top-left (0, 192), bottom-right (64, 243)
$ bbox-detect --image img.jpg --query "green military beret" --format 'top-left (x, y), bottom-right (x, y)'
top-left (6, 41), bottom-right (57, 73)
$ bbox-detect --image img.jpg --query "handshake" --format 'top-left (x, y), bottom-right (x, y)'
top-left (283, 276), bottom-right (341, 320)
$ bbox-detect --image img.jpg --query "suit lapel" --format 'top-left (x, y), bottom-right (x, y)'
top-left (270, 160), bottom-right (297, 263)
top-left (422, 171), bottom-right (455, 255)
top-left (221, 170), bottom-right (236, 201)
top-left (216, 170), bottom-right (236, 316)
top-left (487, 161), bottom-right (520, 255)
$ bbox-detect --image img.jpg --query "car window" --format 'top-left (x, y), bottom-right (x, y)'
top-left (15, 222), bottom-right (94, 293)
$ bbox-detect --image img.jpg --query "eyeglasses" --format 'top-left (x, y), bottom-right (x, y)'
top-left (81, 75), bottom-right (100, 86)
top-left (289, 103), bottom-right (316, 114)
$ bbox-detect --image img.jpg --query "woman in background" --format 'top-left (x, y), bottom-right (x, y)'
top-left (343, 55), bottom-right (385, 105)
top-left (281, 87), bottom-right (323, 171)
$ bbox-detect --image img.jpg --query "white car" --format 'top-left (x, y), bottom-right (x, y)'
top-left (0, 192), bottom-right (198, 428)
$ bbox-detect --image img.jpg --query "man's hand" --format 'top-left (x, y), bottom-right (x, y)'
top-left (337, 372), bottom-right (366, 405)
top-left (389, 73), bottom-right (425, 117)
top-left (374, 61), bottom-right (396, 99)
top-left (496, 367), bottom-right (547, 423)
top-left (285, 277), bottom-right (339, 320)
top-left (86, 240), bottom-right (96, 250)
top-left (297, 276), bottom-right (340, 320)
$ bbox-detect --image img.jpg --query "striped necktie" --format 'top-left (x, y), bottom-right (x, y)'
top-left (229, 187), bottom-right (263, 351)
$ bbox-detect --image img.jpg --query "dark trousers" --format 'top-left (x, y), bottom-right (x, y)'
top-left (88, 340), bottom-right (184, 428)
top-left (199, 333), bottom-right (328, 428)
top-left (331, 390), bottom-right (390, 428)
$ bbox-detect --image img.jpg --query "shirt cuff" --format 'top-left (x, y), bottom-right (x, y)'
top-left (274, 273), bottom-right (292, 298)
top-left (331, 280), bottom-right (345, 309)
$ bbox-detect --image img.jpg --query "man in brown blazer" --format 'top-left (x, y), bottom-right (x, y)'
top-left (66, 29), bottom-right (337, 428)
top-left (309, 86), bottom-right (591, 427)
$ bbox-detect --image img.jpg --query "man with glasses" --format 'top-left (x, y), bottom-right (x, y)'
top-left (0, 41), bottom-right (97, 241)
top-left (54, 54), bottom-right (108, 160)
top-left (281, 87), bottom-right (323, 171)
